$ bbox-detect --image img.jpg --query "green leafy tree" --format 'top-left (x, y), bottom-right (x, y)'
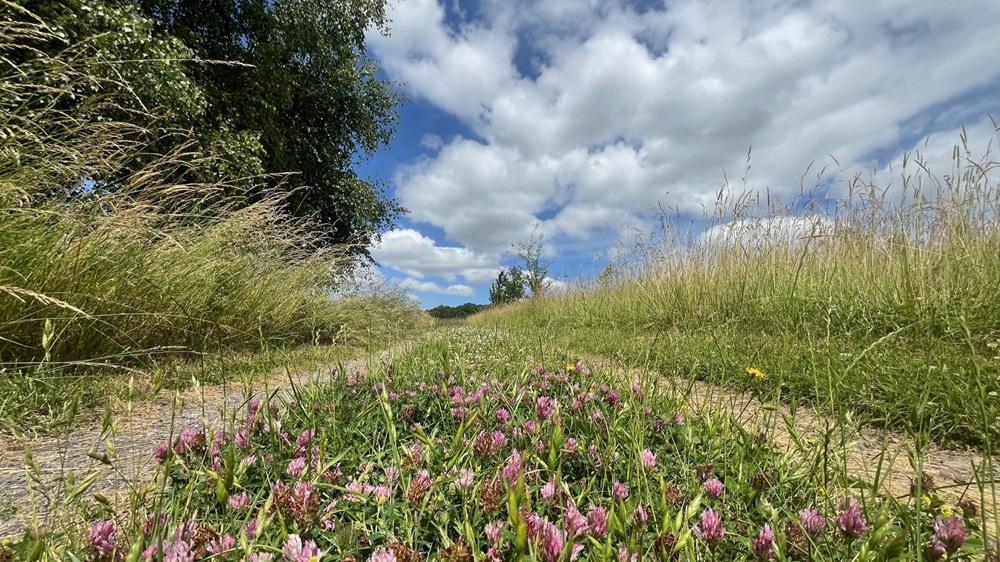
top-left (514, 227), bottom-right (551, 297)
top-left (489, 267), bottom-right (526, 306)
top-left (16, 0), bottom-right (402, 253)
top-left (426, 303), bottom-right (488, 319)
top-left (135, 0), bottom-right (403, 253)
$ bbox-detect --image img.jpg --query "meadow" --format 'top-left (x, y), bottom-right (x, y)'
top-left (474, 150), bottom-right (1000, 449)
top-left (2, 2), bottom-right (999, 561)
top-left (4, 328), bottom-right (995, 561)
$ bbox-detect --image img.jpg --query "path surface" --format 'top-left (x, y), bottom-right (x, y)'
top-left (584, 351), bottom-right (999, 524)
top-left (0, 343), bottom-right (415, 538)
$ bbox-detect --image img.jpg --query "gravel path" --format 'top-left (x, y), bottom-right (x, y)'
top-left (0, 344), bottom-right (415, 538)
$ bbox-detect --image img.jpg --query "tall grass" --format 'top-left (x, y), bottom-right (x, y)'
top-left (0, 5), bottom-right (425, 418)
top-left (475, 131), bottom-right (1000, 448)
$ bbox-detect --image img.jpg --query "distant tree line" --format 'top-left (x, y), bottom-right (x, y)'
top-left (426, 303), bottom-right (489, 319)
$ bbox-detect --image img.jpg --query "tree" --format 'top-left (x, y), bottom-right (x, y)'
top-left (134, 0), bottom-right (403, 253)
top-left (514, 228), bottom-right (551, 297)
top-left (489, 267), bottom-right (526, 306)
top-left (426, 303), bottom-right (488, 319)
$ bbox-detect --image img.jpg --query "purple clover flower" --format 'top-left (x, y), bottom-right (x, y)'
top-left (750, 524), bottom-right (776, 559)
top-left (587, 506), bottom-right (608, 539)
top-left (694, 509), bottom-right (725, 546)
top-left (798, 508), bottom-right (826, 537)
top-left (640, 448), bottom-right (657, 470)
top-left (933, 516), bottom-right (967, 553)
top-left (282, 534), bottom-right (321, 562)
top-left (612, 481), bottom-right (629, 501)
top-left (88, 520), bottom-right (117, 558)
top-left (703, 477), bottom-right (724, 499)
top-left (834, 499), bottom-right (868, 540)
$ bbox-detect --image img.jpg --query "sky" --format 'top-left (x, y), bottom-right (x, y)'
top-left (359, 0), bottom-right (1000, 308)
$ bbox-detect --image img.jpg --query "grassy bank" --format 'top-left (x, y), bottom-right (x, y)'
top-left (475, 144), bottom-right (1000, 449)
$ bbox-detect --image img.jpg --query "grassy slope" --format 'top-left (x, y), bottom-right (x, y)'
top-left (474, 172), bottom-right (1000, 448)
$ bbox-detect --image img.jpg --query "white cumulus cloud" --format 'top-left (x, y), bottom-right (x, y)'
top-left (370, 0), bottom-right (1000, 279)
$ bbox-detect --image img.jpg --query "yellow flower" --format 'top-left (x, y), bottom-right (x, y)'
top-left (566, 363), bottom-right (577, 373)
top-left (921, 495), bottom-right (932, 507)
top-left (746, 367), bottom-right (766, 379)
top-left (940, 503), bottom-right (955, 518)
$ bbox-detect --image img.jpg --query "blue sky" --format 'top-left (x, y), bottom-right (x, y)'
top-left (360, 0), bottom-right (1000, 308)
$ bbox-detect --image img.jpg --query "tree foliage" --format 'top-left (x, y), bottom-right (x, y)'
top-left (514, 228), bottom-right (551, 297)
top-left (426, 302), bottom-right (488, 319)
top-left (135, 0), bottom-right (403, 252)
top-left (489, 267), bottom-right (526, 306)
top-left (15, 0), bottom-right (403, 254)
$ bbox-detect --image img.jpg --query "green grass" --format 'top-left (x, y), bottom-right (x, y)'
top-left (474, 145), bottom-right (1000, 449)
top-left (12, 326), bottom-right (996, 560)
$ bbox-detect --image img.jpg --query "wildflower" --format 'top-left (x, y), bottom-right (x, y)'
top-left (496, 409), bottom-right (511, 423)
top-left (244, 517), bottom-right (258, 540)
top-left (640, 448), bottom-right (657, 471)
top-left (367, 548), bottom-right (396, 562)
top-left (587, 506), bottom-right (608, 539)
top-left (565, 504), bottom-right (589, 537)
top-left (502, 451), bottom-right (522, 485)
top-left (633, 505), bottom-right (650, 525)
top-left (235, 427), bottom-right (251, 449)
top-left (538, 520), bottom-right (566, 562)
top-left (228, 492), bottom-right (252, 511)
top-left (479, 478), bottom-right (503, 512)
top-left (491, 430), bottom-right (507, 450)
top-left (703, 478), bottom-right (724, 499)
top-left (541, 479), bottom-right (556, 501)
top-left (694, 509), bottom-right (725, 546)
top-left (371, 485), bottom-right (392, 504)
top-left (564, 437), bottom-right (577, 453)
top-left (283, 534), bottom-right (322, 562)
top-left (247, 398), bottom-right (261, 424)
top-left (287, 456), bottom-right (307, 477)
top-left (407, 470), bottom-right (433, 503)
top-left (153, 442), bottom-right (171, 463)
top-left (606, 390), bottom-right (620, 407)
top-left (834, 499), bottom-right (868, 540)
top-left (384, 466), bottom-right (400, 487)
top-left (537, 396), bottom-right (556, 420)
top-left (798, 508), bottom-right (826, 537)
top-left (925, 538), bottom-right (947, 561)
top-left (250, 554), bottom-right (274, 562)
top-left (939, 503), bottom-right (955, 518)
top-left (485, 520), bottom-right (505, 545)
top-left (295, 429), bottom-right (314, 455)
top-left (617, 545), bottom-right (638, 562)
top-left (174, 427), bottom-right (205, 456)
top-left (89, 520), bottom-right (117, 558)
top-left (746, 367), bottom-right (766, 380)
top-left (631, 383), bottom-right (644, 399)
top-left (612, 481), bottom-right (629, 501)
top-left (933, 516), bottom-right (966, 553)
top-left (524, 420), bottom-right (538, 434)
top-left (750, 524), bottom-right (776, 560)
top-left (456, 468), bottom-right (475, 491)
top-left (674, 411), bottom-right (686, 425)
top-left (208, 533), bottom-right (237, 556)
